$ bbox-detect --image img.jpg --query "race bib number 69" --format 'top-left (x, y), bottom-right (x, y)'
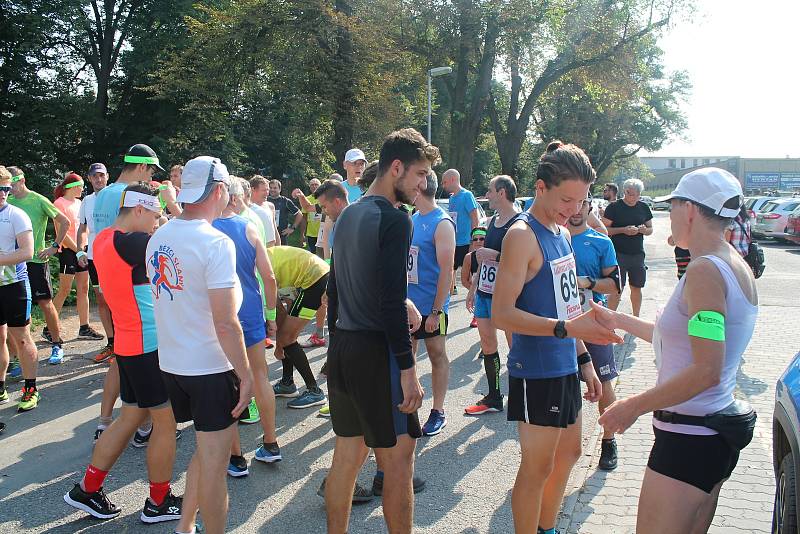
top-left (550, 253), bottom-right (582, 320)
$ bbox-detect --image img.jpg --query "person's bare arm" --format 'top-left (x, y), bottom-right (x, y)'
top-left (292, 190), bottom-right (314, 212)
top-left (461, 252), bottom-right (473, 289)
top-left (469, 207), bottom-right (479, 230)
top-left (637, 219), bottom-right (654, 236)
top-left (588, 212), bottom-right (608, 235)
top-left (0, 231), bottom-right (33, 266)
top-left (425, 221), bottom-right (456, 333)
top-left (578, 265), bottom-right (619, 295)
top-left (209, 287), bottom-right (252, 417)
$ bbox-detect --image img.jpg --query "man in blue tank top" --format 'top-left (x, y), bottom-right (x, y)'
top-left (568, 195), bottom-right (622, 471)
top-left (492, 141), bottom-right (621, 534)
top-left (407, 171), bottom-right (456, 437)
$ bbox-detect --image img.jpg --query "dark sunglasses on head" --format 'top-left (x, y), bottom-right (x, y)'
top-left (0, 186), bottom-right (11, 193)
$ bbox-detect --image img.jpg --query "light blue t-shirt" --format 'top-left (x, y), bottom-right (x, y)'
top-left (92, 182), bottom-right (127, 235)
top-left (343, 182), bottom-right (363, 204)
top-left (571, 227), bottom-right (618, 306)
top-left (448, 188), bottom-right (478, 246)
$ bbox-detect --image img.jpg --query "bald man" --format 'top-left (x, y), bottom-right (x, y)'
top-left (441, 169), bottom-right (479, 295)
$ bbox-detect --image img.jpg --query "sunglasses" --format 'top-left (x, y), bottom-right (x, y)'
top-left (0, 186), bottom-right (11, 193)
top-left (471, 237), bottom-right (485, 242)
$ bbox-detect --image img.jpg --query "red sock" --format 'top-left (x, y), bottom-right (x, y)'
top-left (149, 480), bottom-right (170, 506)
top-left (81, 464), bottom-right (109, 494)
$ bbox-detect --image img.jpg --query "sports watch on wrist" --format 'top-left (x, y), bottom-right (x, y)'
top-left (553, 320), bottom-right (568, 339)
top-left (430, 308), bottom-right (442, 316)
top-left (50, 241), bottom-right (59, 250)
top-left (587, 277), bottom-right (596, 290)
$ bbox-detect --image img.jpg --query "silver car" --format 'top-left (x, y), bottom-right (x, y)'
top-left (753, 198), bottom-right (800, 240)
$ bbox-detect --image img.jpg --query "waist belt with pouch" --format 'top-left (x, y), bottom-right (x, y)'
top-left (653, 399), bottom-right (757, 451)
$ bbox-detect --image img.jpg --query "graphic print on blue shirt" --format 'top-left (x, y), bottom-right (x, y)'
top-left (407, 208), bottom-right (455, 315)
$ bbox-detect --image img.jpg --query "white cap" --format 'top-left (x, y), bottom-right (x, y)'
top-left (654, 167), bottom-right (743, 218)
top-left (176, 156), bottom-right (231, 204)
top-left (344, 148), bottom-right (367, 163)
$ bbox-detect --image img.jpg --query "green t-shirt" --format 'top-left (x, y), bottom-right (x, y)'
top-left (302, 195), bottom-right (322, 238)
top-left (9, 191), bottom-right (60, 263)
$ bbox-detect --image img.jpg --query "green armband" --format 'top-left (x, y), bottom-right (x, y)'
top-left (265, 308), bottom-right (277, 321)
top-left (325, 258), bottom-right (331, 265)
top-left (687, 311), bottom-right (725, 342)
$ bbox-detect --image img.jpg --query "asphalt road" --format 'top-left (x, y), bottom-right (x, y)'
top-left (0, 211), bottom-right (796, 533)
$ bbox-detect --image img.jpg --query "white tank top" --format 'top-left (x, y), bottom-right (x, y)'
top-left (652, 255), bottom-right (758, 435)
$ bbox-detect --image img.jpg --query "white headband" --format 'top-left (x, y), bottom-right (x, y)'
top-left (121, 191), bottom-right (161, 212)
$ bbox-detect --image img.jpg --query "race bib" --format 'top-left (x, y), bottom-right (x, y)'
top-left (579, 288), bottom-right (594, 313)
top-left (275, 209), bottom-right (281, 226)
top-left (478, 260), bottom-right (498, 294)
top-left (551, 253), bottom-right (582, 320)
top-left (449, 211), bottom-right (458, 226)
top-left (311, 212), bottom-right (322, 222)
top-left (407, 245), bottom-right (419, 284)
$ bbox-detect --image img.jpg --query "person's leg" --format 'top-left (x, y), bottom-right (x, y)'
top-left (95, 289), bottom-right (114, 340)
top-left (630, 285), bottom-right (643, 317)
top-left (691, 479), bottom-right (726, 534)
top-left (248, 342), bottom-right (277, 443)
top-left (38, 299), bottom-right (63, 343)
top-left (279, 315), bottom-right (317, 389)
top-left (512, 422), bottom-right (562, 533)
top-left (476, 318), bottom-right (500, 395)
top-left (326, 435), bottom-right (371, 534)
top-left (74, 271), bottom-right (90, 326)
top-left (424, 336), bottom-right (448, 412)
top-left (599, 381), bottom-right (616, 439)
top-left (8, 326), bottom-right (36, 381)
top-left (145, 405), bottom-right (178, 499)
top-left (52, 273), bottom-right (74, 315)
top-left (88, 404), bottom-right (148, 473)
top-left (195, 426), bottom-right (237, 534)
top-left (99, 359), bottom-right (121, 428)
top-left (176, 453), bottom-right (200, 534)
top-left (314, 304), bottom-right (326, 338)
top-left (538, 413), bottom-right (583, 530)
top-left (374, 435), bottom-right (418, 533)
top-left (636, 467), bottom-right (713, 534)
top-left (0, 325), bottom-right (8, 387)
top-left (476, 318), bottom-right (498, 355)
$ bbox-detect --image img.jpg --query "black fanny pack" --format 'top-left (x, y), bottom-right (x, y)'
top-left (653, 399), bottom-right (757, 451)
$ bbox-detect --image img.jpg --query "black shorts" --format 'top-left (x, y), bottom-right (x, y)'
top-left (0, 281), bottom-right (31, 327)
top-left (288, 273), bottom-right (328, 320)
top-left (508, 373), bottom-right (581, 428)
top-left (162, 370), bottom-right (242, 432)
top-left (582, 342), bottom-right (618, 383)
top-left (58, 249), bottom-right (88, 275)
top-left (647, 426), bottom-right (740, 493)
top-left (306, 235), bottom-right (317, 253)
top-left (328, 330), bottom-right (422, 448)
top-left (617, 252), bottom-right (647, 288)
top-left (116, 351), bottom-right (170, 409)
top-left (412, 313), bottom-right (449, 339)
top-left (454, 244), bottom-right (470, 270)
top-left (88, 259), bottom-right (99, 286)
top-left (25, 262), bottom-right (53, 301)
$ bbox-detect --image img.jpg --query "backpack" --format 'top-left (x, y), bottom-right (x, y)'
top-left (738, 219), bottom-right (765, 278)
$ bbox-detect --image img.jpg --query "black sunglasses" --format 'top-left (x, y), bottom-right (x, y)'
top-left (471, 237), bottom-right (485, 242)
top-left (0, 186), bottom-right (11, 193)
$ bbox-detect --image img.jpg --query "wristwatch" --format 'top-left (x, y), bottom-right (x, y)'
top-left (50, 241), bottom-right (60, 250)
top-left (431, 308), bottom-right (442, 316)
top-left (587, 277), bottom-right (596, 290)
top-left (553, 320), bottom-right (568, 339)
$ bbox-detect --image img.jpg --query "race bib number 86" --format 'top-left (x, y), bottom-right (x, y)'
top-left (550, 253), bottom-right (582, 320)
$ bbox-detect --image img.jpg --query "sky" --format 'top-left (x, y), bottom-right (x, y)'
top-left (642, 0), bottom-right (800, 159)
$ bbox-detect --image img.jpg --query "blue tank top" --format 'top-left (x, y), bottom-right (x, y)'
top-left (476, 213), bottom-right (518, 299)
top-left (212, 215), bottom-right (264, 327)
top-left (507, 212), bottom-right (578, 379)
top-left (407, 207), bottom-right (454, 315)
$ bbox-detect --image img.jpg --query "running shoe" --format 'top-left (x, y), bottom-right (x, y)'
top-left (265, 337), bottom-right (275, 349)
top-left (598, 438), bottom-right (618, 471)
top-left (227, 455), bottom-right (249, 477)
top-left (42, 326), bottom-right (52, 343)
top-left (318, 404), bottom-right (331, 417)
top-left (287, 387), bottom-right (326, 409)
top-left (273, 379), bottom-right (300, 398)
top-left (79, 325), bottom-right (105, 340)
top-left (470, 316), bottom-right (478, 328)
top-left (0, 421), bottom-right (5, 434)
top-left (49, 344), bottom-right (64, 365)
top-left (464, 394), bottom-right (504, 415)
top-left (317, 478), bottom-right (374, 503)
top-left (17, 387), bottom-right (39, 411)
top-left (140, 491), bottom-right (182, 523)
top-left (300, 334), bottom-right (326, 348)
top-left (7, 358), bottom-right (22, 379)
top-left (372, 474), bottom-right (426, 496)
top-left (239, 398), bottom-right (260, 424)
top-left (254, 442), bottom-right (282, 463)
top-left (0, 388), bottom-right (8, 404)
top-left (132, 428), bottom-right (182, 447)
top-left (94, 426), bottom-right (106, 441)
top-left (64, 483), bottom-right (121, 520)
top-left (94, 344), bottom-right (114, 364)
top-left (421, 409), bottom-right (447, 436)
top-left (319, 361), bottom-right (328, 377)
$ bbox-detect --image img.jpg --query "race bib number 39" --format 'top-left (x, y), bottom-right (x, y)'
top-left (551, 253), bottom-right (582, 320)
top-left (407, 246), bottom-right (419, 284)
top-left (478, 260), bottom-right (498, 294)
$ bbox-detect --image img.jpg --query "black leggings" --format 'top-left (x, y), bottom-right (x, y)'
top-left (281, 342), bottom-right (317, 389)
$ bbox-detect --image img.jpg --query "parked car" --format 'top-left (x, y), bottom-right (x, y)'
top-left (772, 351), bottom-right (800, 533)
top-left (435, 198), bottom-right (488, 226)
top-left (652, 200), bottom-right (671, 211)
top-left (745, 196), bottom-right (780, 220)
top-left (752, 199), bottom-right (800, 241)
top-left (640, 195), bottom-right (654, 208)
top-left (785, 205), bottom-right (800, 245)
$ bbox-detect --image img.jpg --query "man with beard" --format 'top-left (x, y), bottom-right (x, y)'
top-left (267, 179), bottom-right (303, 245)
top-left (599, 182), bottom-right (618, 219)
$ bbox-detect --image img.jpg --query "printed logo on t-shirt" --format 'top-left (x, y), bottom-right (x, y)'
top-left (149, 245), bottom-right (184, 300)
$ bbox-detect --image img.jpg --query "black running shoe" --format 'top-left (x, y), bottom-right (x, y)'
top-left (598, 438), bottom-right (618, 471)
top-left (79, 325), bottom-right (105, 340)
top-left (63, 483), bottom-right (121, 520)
top-left (94, 427), bottom-right (105, 441)
top-left (317, 478), bottom-right (374, 503)
top-left (140, 491), bottom-right (182, 523)
top-left (372, 474), bottom-right (425, 496)
top-left (132, 428), bottom-right (182, 448)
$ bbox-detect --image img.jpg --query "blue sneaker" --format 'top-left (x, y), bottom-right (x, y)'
top-left (287, 387), bottom-right (326, 409)
top-left (49, 344), bottom-right (64, 365)
top-left (273, 380), bottom-right (300, 398)
top-left (254, 442), bottom-right (282, 463)
top-left (7, 358), bottom-right (22, 379)
top-left (227, 455), bottom-right (249, 477)
top-left (422, 409), bottom-right (447, 436)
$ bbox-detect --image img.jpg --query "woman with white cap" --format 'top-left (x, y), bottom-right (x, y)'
top-left (595, 167), bottom-right (758, 532)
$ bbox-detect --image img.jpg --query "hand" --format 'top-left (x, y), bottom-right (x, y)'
top-left (474, 247), bottom-right (499, 264)
top-left (598, 396), bottom-right (643, 435)
top-left (580, 362), bottom-right (602, 402)
top-left (589, 300), bottom-right (619, 331)
top-left (424, 313), bottom-right (439, 333)
top-left (281, 227), bottom-right (295, 236)
top-left (624, 225), bottom-right (639, 236)
top-left (321, 293), bottom-right (328, 307)
top-left (577, 276), bottom-right (591, 289)
top-left (37, 246), bottom-right (57, 260)
top-left (565, 309), bottom-right (623, 345)
top-left (637, 224), bottom-right (647, 234)
top-left (397, 367), bottom-right (424, 414)
top-left (266, 320), bottom-right (277, 340)
top-left (159, 182), bottom-right (177, 205)
top-left (231, 373), bottom-right (253, 419)
top-left (291, 188), bottom-right (302, 198)
top-left (406, 299), bottom-right (422, 332)
top-left (274, 344), bottom-right (285, 360)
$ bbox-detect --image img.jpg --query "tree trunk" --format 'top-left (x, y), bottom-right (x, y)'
top-left (330, 0), bottom-right (356, 172)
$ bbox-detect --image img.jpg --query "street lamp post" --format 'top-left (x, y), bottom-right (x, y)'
top-left (427, 66), bottom-right (453, 141)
